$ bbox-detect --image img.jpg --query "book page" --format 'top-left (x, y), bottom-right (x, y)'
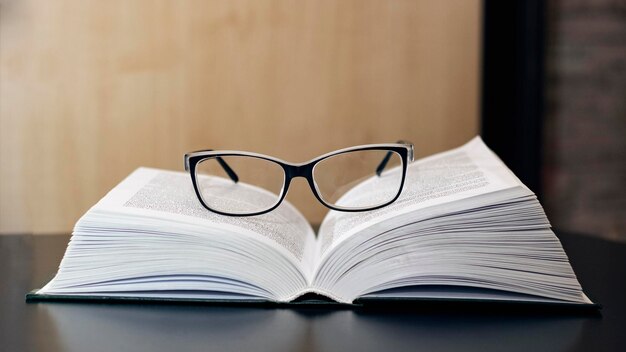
top-left (91, 168), bottom-right (317, 275)
top-left (317, 136), bottom-right (523, 259)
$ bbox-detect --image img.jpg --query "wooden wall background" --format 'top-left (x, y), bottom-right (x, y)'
top-left (0, 1), bottom-right (480, 234)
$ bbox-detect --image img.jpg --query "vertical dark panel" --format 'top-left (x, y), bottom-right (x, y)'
top-left (481, 0), bottom-right (546, 198)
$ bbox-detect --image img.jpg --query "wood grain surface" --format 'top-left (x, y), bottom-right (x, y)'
top-left (0, 1), bottom-right (480, 233)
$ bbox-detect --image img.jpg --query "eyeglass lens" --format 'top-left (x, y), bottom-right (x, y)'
top-left (195, 156), bottom-right (285, 215)
top-left (313, 150), bottom-right (403, 209)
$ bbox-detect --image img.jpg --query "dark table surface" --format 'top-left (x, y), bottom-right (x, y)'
top-left (1, 232), bottom-right (624, 352)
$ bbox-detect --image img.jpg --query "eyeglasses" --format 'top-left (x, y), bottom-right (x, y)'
top-left (184, 142), bottom-right (414, 216)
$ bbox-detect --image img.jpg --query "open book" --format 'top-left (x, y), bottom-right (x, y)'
top-left (28, 137), bottom-right (595, 307)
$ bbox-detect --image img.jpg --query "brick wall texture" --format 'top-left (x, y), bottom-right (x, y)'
top-left (544, 0), bottom-right (626, 241)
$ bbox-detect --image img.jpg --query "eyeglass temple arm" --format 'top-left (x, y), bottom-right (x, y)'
top-left (186, 149), bottom-right (239, 183)
top-left (375, 140), bottom-right (413, 176)
top-left (217, 157), bottom-right (239, 183)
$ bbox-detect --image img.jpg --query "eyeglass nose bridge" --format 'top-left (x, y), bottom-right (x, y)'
top-left (283, 163), bottom-right (314, 180)
top-left (282, 162), bottom-right (319, 197)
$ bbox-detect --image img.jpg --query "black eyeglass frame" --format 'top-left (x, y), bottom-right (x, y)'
top-left (184, 143), bottom-right (414, 216)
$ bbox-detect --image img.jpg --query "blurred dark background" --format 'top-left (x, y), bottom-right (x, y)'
top-left (482, 0), bottom-right (625, 242)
